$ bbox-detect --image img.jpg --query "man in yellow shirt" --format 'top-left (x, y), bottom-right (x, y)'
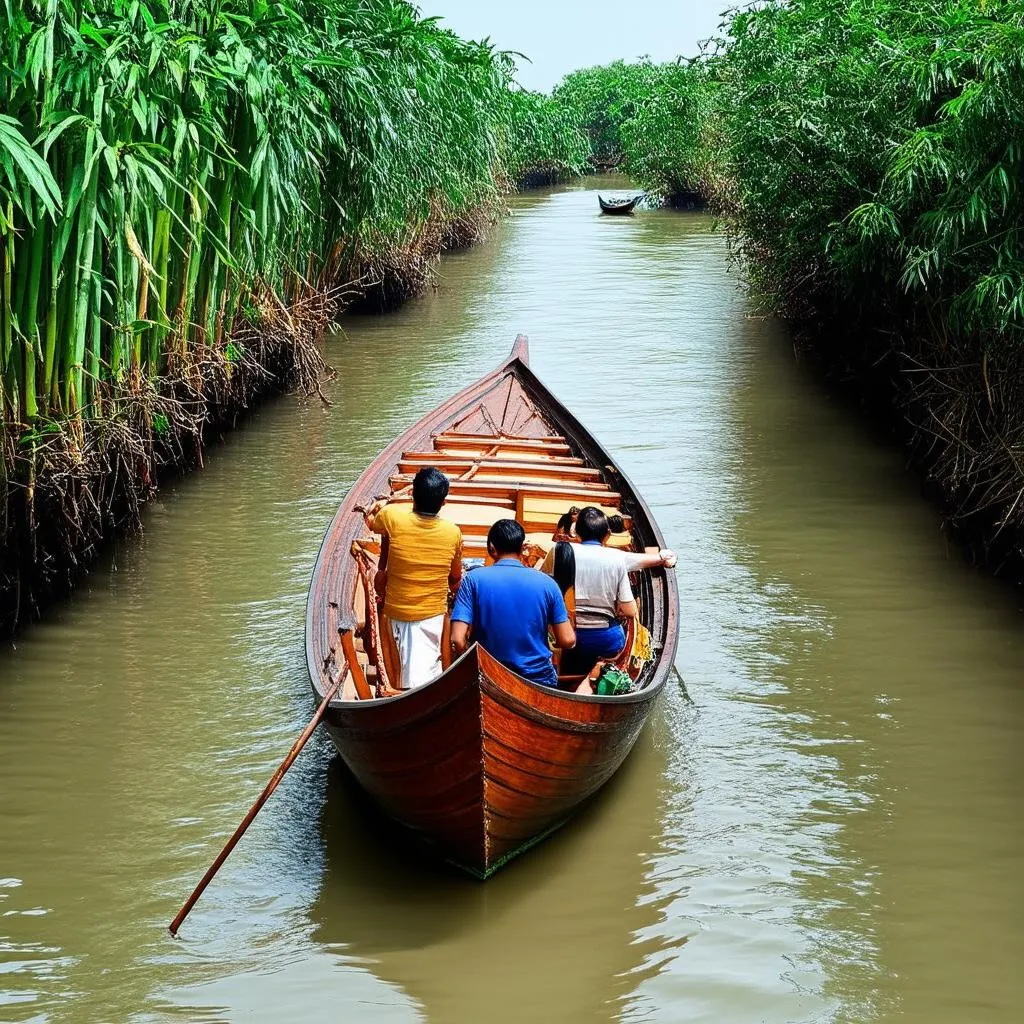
top-left (369, 468), bottom-right (463, 688)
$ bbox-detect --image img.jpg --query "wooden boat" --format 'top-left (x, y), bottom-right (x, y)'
top-left (305, 335), bottom-right (678, 877)
top-left (598, 194), bottom-right (639, 215)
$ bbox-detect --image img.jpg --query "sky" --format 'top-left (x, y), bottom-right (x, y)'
top-left (420, 1), bottom-right (730, 92)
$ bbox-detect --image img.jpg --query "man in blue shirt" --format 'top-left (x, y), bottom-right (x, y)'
top-left (450, 519), bottom-right (576, 687)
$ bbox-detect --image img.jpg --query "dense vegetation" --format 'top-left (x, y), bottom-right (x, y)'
top-left (8, 0), bottom-right (1023, 620)
top-left (0, 0), bottom-right (587, 628)
top-left (716, 0), bottom-right (1024, 338)
top-left (553, 59), bottom-right (721, 204)
top-left (501, 87), bottom-right (590, 189)
top-left (716, 0), bottom-right (1024, 571)
top-left (552, 61), bottom-right (651, 163)
top-left (553, 1), bottom-right (1024, 575)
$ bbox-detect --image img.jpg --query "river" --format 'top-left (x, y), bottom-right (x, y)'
top-left (2, 175), bottom-right (1023, 1023)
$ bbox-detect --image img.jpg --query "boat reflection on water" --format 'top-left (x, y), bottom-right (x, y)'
top-left (310, 718), bottom-right (673, 1023)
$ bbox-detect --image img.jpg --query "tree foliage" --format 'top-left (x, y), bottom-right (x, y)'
top-left (552, 58), bottom-right (721, 202)
top-left (553, 60), bottom-right (660, 161)
top-left (501, 86), bottom-right (589, 187)
top-left (617, 60), bottom-right (722, 202)
top-left (716, 0), bottom-right (1024, 347)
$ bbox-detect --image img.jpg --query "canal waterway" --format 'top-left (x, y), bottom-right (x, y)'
top-left (2, 175), bottom-right (1023, 1023)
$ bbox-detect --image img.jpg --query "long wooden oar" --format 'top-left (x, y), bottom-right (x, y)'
top-left (168, 665), bottom-right (345, 936)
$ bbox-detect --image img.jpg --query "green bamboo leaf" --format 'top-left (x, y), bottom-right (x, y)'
top-left (103, 146), bottom-right (118, 182)
top-left (168, 59), bottom-right (184, 92)
top-left (27, 28), bottom-right (46, 89)
top-left (41, 114), bottom-right (88, 157)
top-left (0, 117), bottom-right (62, 217)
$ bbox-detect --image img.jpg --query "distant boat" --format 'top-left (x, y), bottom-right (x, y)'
top-left (598, 194), bottom-right (640, 215)
top-left (305, 335), bottom-right (679, 879)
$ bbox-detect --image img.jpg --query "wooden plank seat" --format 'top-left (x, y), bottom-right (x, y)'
top-left (606, 532), bottom-right (635, 549)
top-left (468, 472), bottom-right (597, 490)
top-left (520, 495), bottom-right (630, 523)
top-left (436, 448), bottom-right (573, 461)
top-left (517, 494), bottom-right (626, 536)
top-left (365, 501), bottom-right (513, 540)
top-left (436, 447), bottom-right (563, 463)
top-left (389, 490), bottom-right (515, 509)
top-left (434, 434), bottom-right (572, 455)
top-left (397, 457), bottom-right (602, 482)
top-left (439, 503), bottom-right (513, 537)
top-left (387, 476), bottom-right (620, 505)
top-left (402, 451), bottom-right (589, 469)
top-left (516, 532), bottom-right (636, 554)
top-left (436, 432), bottom-right (573, 448)
top-left (386, 496), bottom-right (516, 521)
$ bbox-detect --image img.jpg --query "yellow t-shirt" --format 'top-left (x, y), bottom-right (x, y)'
top-left (372, 505), bottom-right (463, 622)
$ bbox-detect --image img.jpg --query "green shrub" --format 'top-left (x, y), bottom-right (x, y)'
top-left (717, 0), bottom-right (1024, 344)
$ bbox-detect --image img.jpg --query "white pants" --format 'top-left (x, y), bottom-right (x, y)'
top-left (391, 614), bottom-right (445, 688)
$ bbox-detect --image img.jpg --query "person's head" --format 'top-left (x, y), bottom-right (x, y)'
top-left (412, 467), bottom-right (449, 515)
top-left (607, 514), bottom-right (625, 534)
top-left (554, 505), bottom-right (580, 536)
top-left (576, 506), bottom-right (610, 543)
top-left (487, 518), bottom-right (525, 559)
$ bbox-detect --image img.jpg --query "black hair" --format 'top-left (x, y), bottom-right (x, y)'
top-left (555, 505), bottom-right (580, 534)
top-left (412, 467), bottom-right (449, 515)
top-left (487, 518), bottom-right (525, 556)
top-left (575, 506), bottom-right (609, 542)
top-left (552, 541), bottom-right (576, 595)
top-left (607, 514), bottom-right (625, 534)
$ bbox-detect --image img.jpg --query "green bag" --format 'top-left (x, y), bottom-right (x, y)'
top-left (595, 665), bottom-right (633, 696)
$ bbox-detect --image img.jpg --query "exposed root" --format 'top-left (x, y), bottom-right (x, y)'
top-left (789, 306), bottom-right (1024, 584)
top-left (0, 274), bottom-right (360, 634)
top-left (348, 200), bottom-right (499, 313)
top-left (899, 339), bottom-right (1024, 567)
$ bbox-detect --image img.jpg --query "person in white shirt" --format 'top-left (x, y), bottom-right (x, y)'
top-left (545, 506), bottom-right (676, 676)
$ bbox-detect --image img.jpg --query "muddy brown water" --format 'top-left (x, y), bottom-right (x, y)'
top-left (2, 175), bottom-right (1023, 1023)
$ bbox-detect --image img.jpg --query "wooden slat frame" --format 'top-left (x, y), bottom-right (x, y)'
top-left (388, 477), bottom-right (621, 505)
top-left (436, 438), bottom-right (573, 457)
top-left (402, 451), bottom-right (587, 468)
top-left (398, 457), bottom-right (601, 481)
top-left (435, 431), bottom-right (569, 446)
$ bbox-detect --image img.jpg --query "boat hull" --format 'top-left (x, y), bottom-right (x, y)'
top-left (598, 196), bottom-right (639, 215)
top-left (321, 646), bottom-right (659, 877)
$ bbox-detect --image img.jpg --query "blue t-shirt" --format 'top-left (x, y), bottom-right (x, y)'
top-left (451, 558), bottom-right (569, 687)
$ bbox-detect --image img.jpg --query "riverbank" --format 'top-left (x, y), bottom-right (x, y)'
top-left (781, 303), bottom-right (1024, 584)
top-left (0, 0), bottom-right (590, 633)
top-left (712, 0), bottom-right (1024, 587)
top-left (0, 191), bottom-right (564, 634)
top-left (547, 3), bottom-right (1024, 587)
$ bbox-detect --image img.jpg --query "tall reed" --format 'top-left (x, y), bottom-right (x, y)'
top-left (0, 0), bottom-right (587, 625)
